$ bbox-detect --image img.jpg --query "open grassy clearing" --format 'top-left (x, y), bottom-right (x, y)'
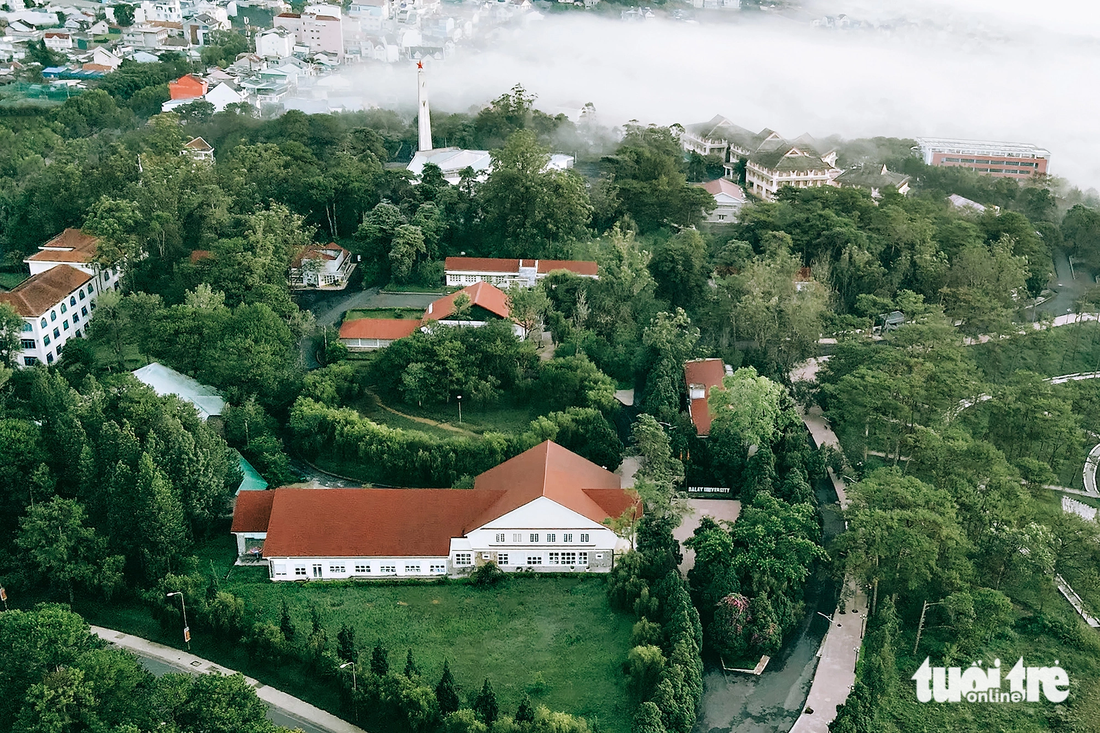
top-left (342, 307), bottom-right (425, 322)
top-left (354, 389), bottom-right (545, 438)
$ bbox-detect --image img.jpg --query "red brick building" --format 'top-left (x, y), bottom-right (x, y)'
top-left (915, 138), bottom-right (1050, 179)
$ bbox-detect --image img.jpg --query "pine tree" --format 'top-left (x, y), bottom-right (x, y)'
top-left (515, 694), bottom-right (535, 723)
top-left (280, 600), bottom-right (296, 643)
top-left (370, 642), bottom-right (389, 676)
top-left (337, 624), bottom-right (356, 663)
top-left (435, 660), bottom-right (460, 716)
top-left (404, 649), bottom-right (420, 679)
top-left (473, 678), bottom-right (498, 724)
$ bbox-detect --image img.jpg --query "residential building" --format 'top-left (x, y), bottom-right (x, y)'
top-left (947, 193), bottom-right (990, 213)
top-left (255, 27), bottom-right (295, 58)
top-left (168, 73), bottom-right (207, 100)
top-left (44, 32), bottom-right (74, 51)
top-left (684, 358), bottom-right (730, 436)
top-left (289, 243), bottom-right (356, 289)
top-left (24, 228), bottom-right (122, 295)
top-left (444, 257), bottom-right (598, 288)
top-left (914, 137), bottom-right (1050, 179)
top-left (835, 163), bottom-right (910, 198)
top-left (231, 440), bottom-right (639, 579)
top-left (122, 24), bottom-right (170, 48)
top-left (140, 0), bottom-right (183, 23)
top-left (681, 115), bottom-right (742, 157)
top-left (204, 80), bottom-right (246, 111)
top-left (183, 136), bottom-right (215, 163)
top-left (274, 11), bottom-right (343, 61)
top-left (339, 318), bottom-right (420, 351)
top-left (699, 178), bottom-right (747, 223)
top-left (423, 281), bottom-right (524, 336)
top-left (0, 265), bottom-right (98, 367)
top-left (183, 13), bottom-right (228, 45)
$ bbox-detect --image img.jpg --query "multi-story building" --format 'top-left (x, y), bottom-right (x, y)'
top-left (289, 243), bottom-right (356, 289)
top-left (699, 178), bottom-right (747, 223)
top-left (275, 11), bottom-right (344, 61)
top-left (444, 257), bottom-right (598, 288)
top-left (0, 265), bottom-right (100, 366)
top-left (24, 228), bottom-right (122, 295)
top-left (834, 163), bottom-right (911, 199)
top-left (914, 138), bottom-right (1050, 179)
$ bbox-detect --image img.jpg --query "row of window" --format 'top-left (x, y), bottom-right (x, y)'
top-left (275, 562), bottom-right (449, 577)
top-left (492, 532), bottom-right (591, 544)
top-left (40, 302), bottom-right (93, 330)
top-left (942, 157), bottom-right (1039, 167)
top-left (516, 552), bottom-right (588, 566)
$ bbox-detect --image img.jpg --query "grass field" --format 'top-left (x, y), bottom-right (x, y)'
top-left (342, 307), bottom-right (426, 322)
top-left (208, 534), bottom-right (633, 730)
top-left (354, 390), bottom-right (544, 438)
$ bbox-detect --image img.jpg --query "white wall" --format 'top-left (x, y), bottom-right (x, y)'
top-left (266, 555), bottom-right (450, 580)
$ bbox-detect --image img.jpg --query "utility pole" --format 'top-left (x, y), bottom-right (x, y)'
top-left (913, 599), bottom-right (945, 655)
top-left (166, 592), bottom-right (190, 651)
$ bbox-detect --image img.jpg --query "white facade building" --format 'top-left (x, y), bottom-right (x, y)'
top-left (0, 265), bottom-right (100, 367)
top-left (444, 257), bottom-right (598, 288)
top-left (232, 441), bottom-right (637, 579)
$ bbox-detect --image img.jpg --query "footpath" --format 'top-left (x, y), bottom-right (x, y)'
top-left (90, 626), bottom-right (368, 733)
top-left (788, 358), bottom-right (866, 733)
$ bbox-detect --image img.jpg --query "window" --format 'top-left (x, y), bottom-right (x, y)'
top-left (578, 552), bottom-right (588, 565)
top-left (81, 306), bottom-right (88, 317)
top-left (21, 339), bottom-right (34, 349)
top-left (274, 564), bottom-right (287, 576)
top-left (329, 565), bottom-right (345, 573)
top-left (580, 533), bottom-right (590, 543)
top-left (561, 552), bottom-right (577, 565)
top-left (63, 320), bottom-right (69, 331)
top-left (526, 555), bottom-right (542, 565)
top-left (43, 334), bottom-right (51, 346)
top-left (53, 328), bottom-right (60, 339)
top-left (548, 552), bottom-right (560, 564)
top-left (40, 318), bottom-right (47, 328)
top-left (454, 553), bottom-right (472, 566)
top-left (380, 564), bottom-right (396, 573)
top-left (50, 311), bottom-right (56, 322)
top-left (563, 533), bottom-right (573, 543)
top-left (430, 563), bottom-right (446, 573)
top-left (405, 564), bottom-right (421, 573)
top-left (529, 533), bottom-right (539, 543)
top-left (21, 322), bottom-right (31, 332)
top-left (497, 553), bottom-right (509, 566)
top-left (495, 532), bottom-right (506, 543)
top-left (354, 564), bottom-right (369, 573)
top-left (72, 313), bottom-right (79, 323)
top-left (79, 290), bottom-right (85, 300)
top-left (312, 564), bottom-right (322, 578)
top-left (60, 303), bottom-right (67, 314)
top-left (295, 566), bottom-right (307, 576)
top-left (547, 533), bottom-right (556, 543)
top-left (74, 329), bottom-right (81, 337)
top-left (717, 215), bottom-right (726, 221)
top-left (24, 356), bottom-right (38, 366)
top-left (512, 533), bottom-right (522, 542)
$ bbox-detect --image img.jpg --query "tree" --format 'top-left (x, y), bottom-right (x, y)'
top-left (508, 285), bottom-right (550, 340)
top-left (638, 308), bottom-right (699, 422)
top-left (632, 701), bottom-right (667, 733)
top-left (708, 367), bottom-right (785, 456)
top-left (684, 517), bottom-right (739, 633)
top-left (389, 224), bottom-right (427, 284)
top-left (337, 623), bottom-right (357, 663)
top-left (279, 600), bottom-right (296, 644)
top-left (435, 660), bottom-right (460, 716)
top-left (171, 672), bottom-right (280, 733)
top-left (472, 678), bottom-right (498, 724)
top-left (371, 642), bottom-right (389, 676)
top-left (939, 235), bottom-right (1028, 335)
top-left (630, 414), bottom-right (685, 518)
top-left (626, 645), bottom-right (666, 699)
top-left (113, 3), bottom-right (136, 26)
top-left (17, 497), bottom-right (124, 604)
top-left (404, 649), bottom-right (420, 679)
top-left (650, 229), bottom-right (710, 311)
top-left (515, 694), bottom-right (535, 723)
top-left (0, 303), bottom-right (23, 369)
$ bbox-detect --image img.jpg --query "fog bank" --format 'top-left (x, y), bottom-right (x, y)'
top-left (345, 0), bottom-right (1100, 188)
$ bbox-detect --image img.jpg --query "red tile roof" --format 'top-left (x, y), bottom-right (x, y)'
top-left (291, 243), bottom-right (348, 268)
top-left (339, 318), bottom-right (420, 341)
top-left (261, 488), bottom-right (505, 557)
top-left (684, 358), bottom-right (728, 436)
top-left (701, 178), bottom-right (747, 202)
top-left (25, 229), bottom-right (99, 264)
top-left (0, 265), bottom-right (92, 318)
top-left (445, 257), bottom-right (521, 273)
top-left (536, 259), bottom-right (598, 276)
top-left (469, 440), bottom-right (626, 529)
top-left (424, 281), bottom-right (510, 321)
top-left (189, 250), bottom-right (213, 264)
top-left (231, 490), bottom-right (275, 532)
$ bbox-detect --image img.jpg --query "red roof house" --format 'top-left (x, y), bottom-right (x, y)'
top-left (423, 281), bottom-right (511, 323)
top-left (684, 358), bottom-right (729, 436)
top-left (338, 318), bottom-right (421, 351)
top-left (168, 74), bottom-right (208, 101)
top-left (230, 440), bottom-right (639, 580)
top-left (444, 257), bottom-right (598, 287)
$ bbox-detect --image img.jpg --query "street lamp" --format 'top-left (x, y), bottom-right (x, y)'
top-left (339, 661), bottom-right (357, 691)
top-left (457, 395), bottom-right (462, 424)
top-left (166, 592), bottom-right (190, 651)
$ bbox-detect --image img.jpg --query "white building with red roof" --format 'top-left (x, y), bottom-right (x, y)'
top-left (338, 318), bottom-right (420, 351)
top-left (232, 440), bottom-right (640, 580)
top-left (684, 358), bottom-right (731, 436)
top-left (24, 228), bottom-right (122, 295)
top-left (289, 243), bottom-right (356, 290)
top-left (699, 178), bottom-right (747, 224)
top-left (444, 257), bottom-right (598, 288)
top-left (0, 264), bottom-right (100, 367)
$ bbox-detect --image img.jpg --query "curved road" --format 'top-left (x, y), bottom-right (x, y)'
top-left (91, 626), bottom-right (366, 733)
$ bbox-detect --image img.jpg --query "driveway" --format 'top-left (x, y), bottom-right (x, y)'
top-left (1033, 248), bottom-right (1092, 320)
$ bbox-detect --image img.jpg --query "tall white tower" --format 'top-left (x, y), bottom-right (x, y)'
top-left (417, 61), bottom-right (433, 153)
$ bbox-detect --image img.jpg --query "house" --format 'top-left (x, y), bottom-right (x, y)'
top-left (423, 281), bottom-right (523, 336)
top-left (24, 228), bottom-right (122, 295)
top-left (231, 440), bottom-right (640, 579)
top-left (0, 265), bottom-right (99, 367)
top-left (274, 11), bottom-right (344, 62)
top-left (339, 318), bottom-right (420, 351)
top-left (684, 358), bottom-right (731, 436)
top-left (183, 136), bottom-right (214, 163)
top-left (168, 73), bottom-right (207, 100)
top-left (699, 178), bottom-right (747, 223)
top-left (131, 362), bottom-right (227, 420)
top-left (444, 257), bottom-right (598, 288)
top-left (122, 24), bottom-right (170, 48)
top-left (407, 147), bottom-right (493, 185)
top-left (740, 136), bottom-right (841, 201)
top-left (914, 137), bottom-right (1050, 179)
top-left (140, 0), bottom-right (183, 23)
top-left (835, 163), bottom-right (910, 198)
top-left (44, 32), bottom-right (74, 51)
top-left (255, 27), bottom-right (295, 58)
top-left (289, 243), bottom-right (356, 289)
top-left (183, 13), bottom-right (227, 45)
top-left (681, 115), bottom-right (743, 157)
top-left (947, 194), bottom-right (989, 213)
top-left (204, 80), bottom-right (245, 111)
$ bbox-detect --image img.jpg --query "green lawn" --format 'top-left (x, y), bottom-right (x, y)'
top-left (354, 390), bottom-right (544, 438)
top-left (342, 308), bottom-right (425, 322)
top-left (213, 543), bottom-right (632, 729)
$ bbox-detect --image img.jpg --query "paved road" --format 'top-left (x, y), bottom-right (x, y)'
top-left (1033, 248), bottom-right (1093, 320)
top-left (91, 626), bottom-right (367, 733)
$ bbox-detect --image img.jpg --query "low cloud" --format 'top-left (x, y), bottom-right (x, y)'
top-left (337, 0), bottom-right (1100, 188)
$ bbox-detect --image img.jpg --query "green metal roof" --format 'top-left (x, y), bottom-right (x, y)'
top-left (236, 452), bottom-right (269, 494)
